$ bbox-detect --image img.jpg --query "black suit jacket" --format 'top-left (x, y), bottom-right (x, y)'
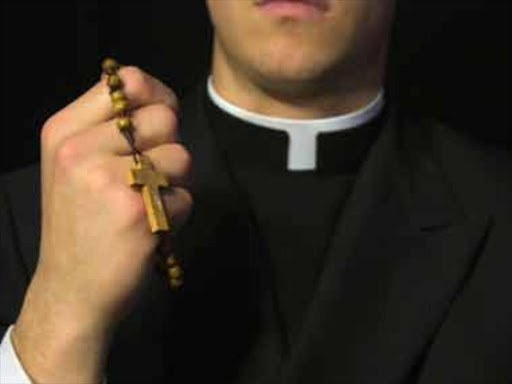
top-left (1, 81), bottom-right (511, 384)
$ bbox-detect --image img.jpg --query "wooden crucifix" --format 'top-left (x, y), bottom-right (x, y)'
top-left (127, 155), bottom-right (170, 233)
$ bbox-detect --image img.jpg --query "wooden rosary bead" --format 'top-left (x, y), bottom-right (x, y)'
top-left (116, 116), bottom-right (133, 133)
top-left (102, 58), bottom-right (120, 75)
top-left (166, 255), bottom-right (184, 289)
top-left (113, 99), bottom-right (129, 114)
top-left (107, 74), bottom-right (123, 91)
top-left (167, 255), bottom-right (179, 267)
top-left (169, 266), bottom-right (183, 280)
top-left (169, 277), bottom-right (184, 289)
top-left (110, 90), bottom-right (127, 103)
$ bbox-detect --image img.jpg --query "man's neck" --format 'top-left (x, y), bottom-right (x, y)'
top-left (210, 43), bottom-right (386, 120)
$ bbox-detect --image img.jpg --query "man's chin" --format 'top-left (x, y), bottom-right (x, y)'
top-left (251, 68), bottom-right (334, 99)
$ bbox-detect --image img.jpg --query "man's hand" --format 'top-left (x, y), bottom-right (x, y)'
top-left (11, 66), bottom-right (193, 384)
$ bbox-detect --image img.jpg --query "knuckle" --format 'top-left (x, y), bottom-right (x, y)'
top-left (84, 165), bottom-right (116, 193)
top-left (40, 122), bottom-right (55, 152)
top-left (54, 137), bottom-right (83, 171)
top-left (40, 113), bottom-right (65, 152)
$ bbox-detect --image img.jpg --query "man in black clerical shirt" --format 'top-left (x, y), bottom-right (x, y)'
top-left (1, 1), bottom-right (511, 383)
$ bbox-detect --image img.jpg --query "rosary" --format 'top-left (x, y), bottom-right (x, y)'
top-left (101, 58), bottom-right (184, 289)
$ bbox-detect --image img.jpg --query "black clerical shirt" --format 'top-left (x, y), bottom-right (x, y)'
top-left (205, 97), bottom-right (384, 346)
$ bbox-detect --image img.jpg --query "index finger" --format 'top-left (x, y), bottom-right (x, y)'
top-left (56, 65), bottom-right (179, 131)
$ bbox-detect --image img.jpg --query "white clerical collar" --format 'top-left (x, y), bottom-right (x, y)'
top-left (207, 76), bottom-right (385, 171)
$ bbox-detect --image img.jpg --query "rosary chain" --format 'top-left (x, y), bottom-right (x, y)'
top-left (101, 57), bottom-right (184, 289)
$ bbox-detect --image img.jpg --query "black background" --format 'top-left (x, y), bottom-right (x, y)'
top-left (1, 0), bottom-right (510, 173)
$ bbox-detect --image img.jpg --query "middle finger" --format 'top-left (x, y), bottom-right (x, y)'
top-left (68, 103), bottom-right (179, 157)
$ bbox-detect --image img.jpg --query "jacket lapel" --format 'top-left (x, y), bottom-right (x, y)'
top-left (281, 110), bottom-right (492, 383)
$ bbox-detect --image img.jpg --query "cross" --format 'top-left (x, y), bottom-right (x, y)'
top-left (127, 155), bottom-right (170, 233)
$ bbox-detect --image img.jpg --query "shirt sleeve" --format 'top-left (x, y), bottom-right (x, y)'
top-left (0, 325), bottom-right (32, 384)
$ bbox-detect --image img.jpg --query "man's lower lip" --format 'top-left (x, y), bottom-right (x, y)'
top-left (257, 1), bottom-right (327, 20)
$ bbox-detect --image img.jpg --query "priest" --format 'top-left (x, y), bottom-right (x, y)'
top-left (1, 0), bottom-right (511, 383)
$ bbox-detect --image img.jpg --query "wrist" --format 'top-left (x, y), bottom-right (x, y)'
top-left (12, 282), bottom-right (114, 384)
top-left (12, 319), bottom-right (111, 384)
